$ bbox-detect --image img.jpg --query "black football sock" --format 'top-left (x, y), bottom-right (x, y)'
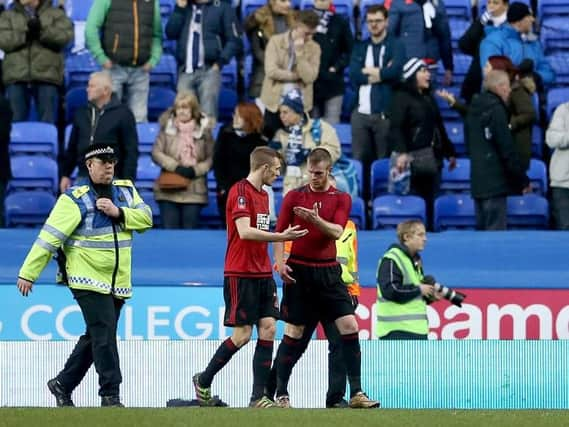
top-left (251, 339), bottom-right (274, 401)
top-left (341, 332), bottom-right (362, 397)
top-left (200, 338), bottom-right (240, 387)
top-left (275, 335), bottom-right (302, 397)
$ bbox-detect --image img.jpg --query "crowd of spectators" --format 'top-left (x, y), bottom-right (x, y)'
top-left (0, 0), bottom-right (567, 230)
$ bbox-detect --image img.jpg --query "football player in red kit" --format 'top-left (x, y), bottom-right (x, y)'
top-left (193, 147), bottom-right (308, 408)
top-left (272, 148), bottom-right (380, 409)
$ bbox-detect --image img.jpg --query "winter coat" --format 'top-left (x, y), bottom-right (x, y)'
top-left (546, 102), bottom-right (569, 190)
top-left (387, 87), bottom-right (456, 163)
top-left (0, 0), bottom-right (73, 85)
top-left (387, 0), bottom-right (453, 71)
top-left (62, 96), bottom-right (139, 180)
top-left (509, 76), bottom-right (537, 172)
top-left (313, 13), bottom-right (354, 103)
top-left (152, 112), bottom-right (214, 204)
top-left (244, 5), bottom-right (295, 98)
top-left (480, 25), bottom-right (555, 85)
top-left (213, 125), bottom-right (267, 193)
top-left (465, 90), bottom-right (529, 199)
top-left (273, 117), bottom-right (341, 193)
top-left (165, 1), bottom-right (242, 68)
top-left (260, 31), bottom-right (321, 113)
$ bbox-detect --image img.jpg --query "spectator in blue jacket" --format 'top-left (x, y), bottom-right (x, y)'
top-left (166, 0), bottom-right (243, 121)
top-left (479, 2), bottom-right (555, 87)
top-left (349, 4), bottom-right (405, 200)
top-left (387, 0), bottom-right (453, 87)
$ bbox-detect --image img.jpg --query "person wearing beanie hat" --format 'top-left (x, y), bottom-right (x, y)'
top-left (388, 56), bottom-right (457, 229)
top-left (16, 138), bottom-right (152, 407)
top-left (480, 2), bottom-right (554, 86)
top-left (271, 88), bottom-right (341, 194)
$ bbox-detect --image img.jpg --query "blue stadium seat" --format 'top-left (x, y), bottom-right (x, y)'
top-left (440, 157), bottom-right (470, 194)
top-left (541, 18), bottom-right (569, 54)
top-left (139, 190), bottom-right (161, 227)
top-left (221, 59), bottom-right (238, 89)
top-left (274, 189), bottom-right (283, 215)
top-left (65, 52), bottom-right (100, 89)
top-left (137, 122), bottom-right (161, 155)
top-left (65, 87), bottom-right (88, 123)
top-left (370, 158), bottom-right (390, 198)
top-left (159, 0), bottom-right (175, 17)
top-left (372, 195), bottom-right (426, 229)
top-left (5, 191), bottom-right (56, 228)
top-left (444, 0), bottom-right (472, 21)
top-left (350, 196), bottom-right (367, 230)
top-left (507, 194), bottom-right (549, 229)
top-left (438, 54), bottom-right (471, 86)
top-left (334, 123), bottom-right (352, 157)
top-left (350, 158), bottom-right (363, 196)
top-left (433, 194), bottom-right (476, 231)
top-left (546, 87), bottom-right (569, 120)
top-left (207, 170), bottom-right (217, 192)
top-left (341, 87), bottom-right (355, 123)
top-left (199, 193), bottom-right (224, 229)
top-left (444, 120), bottom-right (466, 155)
top-left (218, 87), bottom-right (238, 122)
top-left (148, 87), bottom-right (176, 122)
top-left (10, 122), bottom-right (58, 158)
top-left (531, 125), bottom-right (543, 158)
top-left (150, 54), bottom-right (178, 90)
top-left (449, 20), bottom-right (470, 51)
top-left (65, 0), bottom-right (94, 21)
top-left (435, 86), bottom-right (462, 120)
top-left (136, 155), bottom-right (161, 193)
top-left (241, 0), bottom-right (265, 20)
top-left (539, 0), bottom-right (569, 22)
top-left (547, 54), bottom-right (569, 86)
top-left (527, 159), bottom-right (548, 195)
top-left (8, 156), bottom-right (59, 194)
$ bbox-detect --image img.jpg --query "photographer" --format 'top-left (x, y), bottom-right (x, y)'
top-left (376, 219), bottom-right (443, 340)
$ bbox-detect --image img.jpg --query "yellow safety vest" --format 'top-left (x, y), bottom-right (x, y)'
top-left (376, 246), bottom-right (428, 337)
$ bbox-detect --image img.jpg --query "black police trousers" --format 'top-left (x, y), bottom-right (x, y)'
top-left (57, 289), bottom-right (124, 397)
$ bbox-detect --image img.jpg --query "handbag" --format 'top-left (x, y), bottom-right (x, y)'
top-left (156, 171), bottom-right (190, 190)
top-left (410, 146), bottom-right (439, 176)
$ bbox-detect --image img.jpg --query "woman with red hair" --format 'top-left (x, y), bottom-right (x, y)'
top-left (213, 102), bottom-right (268, 225)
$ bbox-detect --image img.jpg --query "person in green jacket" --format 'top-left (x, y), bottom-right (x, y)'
top-left (85, 0), bottom-right (163, 122)
top-left (0, 0), bottom-right (73, 123)
top-left (376, 219), bottom-right (443, 340)
top-left (17, 143), bottom-right (153, 407)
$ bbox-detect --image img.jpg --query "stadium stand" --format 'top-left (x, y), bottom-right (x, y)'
top-left (147, 87), bottom-right (176, 122)
top-left (8, 156), bottom-right (59, 195)
top-left (10, 122), bottom-right (58, 158)
top-left (350, 196), bottom-right (367, 230)
top-left (507, 194), bottom-right (549, 229)
top-left (433, 193), bottom-right (476, 231)
top-left (371, 195), bottom-right (426, 229)
top-left (440, 157), bottom-right (471, 194)
top-left (4, 191), bottom-right (57, 228)
top-left (137, 122), bottom-right (161, 155)
top-left (370, 158), bottom-right (390, 199)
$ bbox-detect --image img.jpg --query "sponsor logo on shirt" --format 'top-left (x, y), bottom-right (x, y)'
top-left (256, 213), bottom-right (270, 231)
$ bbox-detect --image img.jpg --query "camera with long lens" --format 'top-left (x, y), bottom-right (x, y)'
top-left (423, 275), bottom-right (466, 307)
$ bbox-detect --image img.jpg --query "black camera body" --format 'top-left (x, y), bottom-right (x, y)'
top-left (423, 275), bottom-right (466, 307)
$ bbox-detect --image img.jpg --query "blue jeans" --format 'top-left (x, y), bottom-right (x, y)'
top-left (177, 67), bottom-right (221, 120)
top-left (109, 65), bottom-right (150, 123)
top-left (159, 201), bottom-right (202, 229)
top-left (6, 83), bottom-right (58, 123)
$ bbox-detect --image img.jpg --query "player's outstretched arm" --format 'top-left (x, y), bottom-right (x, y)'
top-left (235, 217), bottom-right (308, 242)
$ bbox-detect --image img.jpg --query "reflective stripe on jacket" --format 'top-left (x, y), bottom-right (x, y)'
top-left (18, 179), bottom-right (153, 299)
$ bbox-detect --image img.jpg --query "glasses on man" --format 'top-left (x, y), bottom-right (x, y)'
top-left (93, 158), bottom-right (118, 165)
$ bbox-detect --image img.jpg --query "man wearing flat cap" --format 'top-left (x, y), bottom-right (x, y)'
top-left (480, 1), bottom-right (555, 86)
top-left (16, 143), bottom-right (153, 408)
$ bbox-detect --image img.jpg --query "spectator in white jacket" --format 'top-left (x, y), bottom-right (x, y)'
top-left (545, 101), bottom-right (569, 230)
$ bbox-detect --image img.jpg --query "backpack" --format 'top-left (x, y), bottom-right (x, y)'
top-left (310, 119), bottom-right (359, 199)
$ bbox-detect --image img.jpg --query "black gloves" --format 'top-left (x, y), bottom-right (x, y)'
top-left (27, 16), bottom-right (41, 41)
top-left (175, 166), bottom-right (196, 179)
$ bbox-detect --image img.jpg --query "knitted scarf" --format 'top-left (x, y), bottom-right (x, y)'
top-left (176, 119), bottom-right (198, 167)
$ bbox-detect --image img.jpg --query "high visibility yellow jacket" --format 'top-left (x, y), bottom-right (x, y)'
top-left (18, 180), bottom-right (153, 299)
top-left (281, 220), bottom-right (360, 296)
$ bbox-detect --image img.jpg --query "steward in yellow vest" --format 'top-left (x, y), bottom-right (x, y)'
top-left (376, 219), bottom-right (442, 340)
top-left (17, 143), bottom-right (152, 407)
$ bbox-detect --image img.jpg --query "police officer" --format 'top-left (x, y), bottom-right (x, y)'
top-left (376, 219), bottom-right (443, 340)
top-left (16, 143), bottom-right (153, 407)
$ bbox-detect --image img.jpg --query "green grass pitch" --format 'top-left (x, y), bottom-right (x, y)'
top-left (1, 408), bottom-right (569, 427)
